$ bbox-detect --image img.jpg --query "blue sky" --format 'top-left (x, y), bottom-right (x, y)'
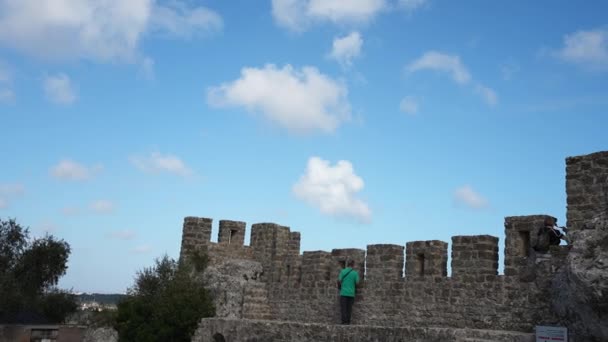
top-left (0, 0), bottom-right (607, 293)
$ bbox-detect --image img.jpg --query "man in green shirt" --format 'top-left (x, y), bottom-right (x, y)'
top-left (338, 260), bottom-right (360, 324)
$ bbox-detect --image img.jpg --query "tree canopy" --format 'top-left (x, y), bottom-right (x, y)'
top-left (0, 218), bottom-right (77, 323)
top-left (115, 253), bottom-right (215, 342)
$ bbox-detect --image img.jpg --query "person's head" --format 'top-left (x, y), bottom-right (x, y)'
top-left (347, 260), bottom-right (355, 268)
top-left (544, 217), bottom-right (556, 227)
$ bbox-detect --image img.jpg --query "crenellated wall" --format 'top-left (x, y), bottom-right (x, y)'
top-left (180, 214), bottom-right (568, 333)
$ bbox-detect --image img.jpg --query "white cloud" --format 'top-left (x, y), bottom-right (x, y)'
top-left (0, 0), bottom-right (221, 63)
top-left (399, 0), bottom-right (428, 12)
top-left (474, 84), bottom-right (498, 106)
top-left (399, 96), bottom-right (418, 115)
top-left (132, 244), bottom-right (152, 253)
top-left (130, 152), bottom-right (193, 177)
top-left (293, 156), bottom-right (371, 222)
top-left (406, 51), bottom-right (471, 84)
top-left (0, 183), bottom-right (24, 209)
top-left (406, 51), bottom-right (497, 105)
top-left (51, 159), bottom-right (101, 181)
top-left (208, 64), bottom-right (351, 134)
top-left (271, 0), bottom-right (386, 31)
top-left (329, 32), bottom-right (363, 67)
top-left (553, 28), bottom-right (608, 71)
top-left (44, 73), bottom-right (77, 105)
top-left (453, 185), bottom-right (488, 210)
top-left (151, 1), bottom-right (222, 38)
top-left (107, 229), bottom-right (136, 240)
top-left (90, 200), bottom-right (115, 214)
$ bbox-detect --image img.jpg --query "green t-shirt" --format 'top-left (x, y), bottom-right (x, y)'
top-left (338, 267), bottom-right (360, 297)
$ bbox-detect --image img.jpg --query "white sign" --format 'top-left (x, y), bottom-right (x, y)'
top-left (536, 326), bottom-right (568, 342)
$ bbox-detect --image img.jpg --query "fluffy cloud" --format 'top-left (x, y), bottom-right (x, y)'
top-left (406, 51), bottom-right (497, 105)
top-left (51, 159), bottom-right (101, 181)
top-left (293, 157), bottom-right (371, 222)
top-left (553, 28), bottom-right (608, 71)
top-left (90, 200), bottom-right (115, 214)
top-left (130, 152), bottom-right (193, 177)
top-left (208, 64), bottom-right (351, 134)
top-left (329, 32), bottom-right (363, 67)
top-left (272, 0), bottom-right (386, 31)
top-left (107, 230), bottom-right (136, 240)
top-left (151, 1), bottom-right (222, 38)
top-left (0, 0), bottom-right (221, 62)
top-left (407, 51), bottom-right (471, 84)
top-left (44, 73), bottom-right (77, 105)
top-left (453, 185), bottom-right (488, 209)
top-left (399, 96), bottom-right (418, 115)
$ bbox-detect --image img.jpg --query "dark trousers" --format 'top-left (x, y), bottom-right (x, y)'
top-left (340, 295), bottom-right (354, 324)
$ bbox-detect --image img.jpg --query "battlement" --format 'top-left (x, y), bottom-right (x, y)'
top-left (180, 215), bottom-right (561, 286)
top-left (180, 215), bottom-right (568, 332)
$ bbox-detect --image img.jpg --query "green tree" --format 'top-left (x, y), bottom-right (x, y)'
top-left (115, 253), bottom-right (215, 342)
top-left (0, 218), bottom-right (77, 323)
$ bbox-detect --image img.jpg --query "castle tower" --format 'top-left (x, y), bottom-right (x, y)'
top-left (566, 151), bottom-right (608, 232)
top-left (179, 216), bottom-right (212, 261)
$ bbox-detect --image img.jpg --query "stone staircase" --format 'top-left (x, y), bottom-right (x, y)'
top-left (241, 282), bottom-right (272, 320)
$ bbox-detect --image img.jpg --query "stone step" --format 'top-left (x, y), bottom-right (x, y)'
top-left (193, 318), bottom-right (536, 342)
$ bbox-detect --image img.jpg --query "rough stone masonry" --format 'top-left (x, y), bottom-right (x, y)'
top-left (181, 151), bottom-right (608, 342)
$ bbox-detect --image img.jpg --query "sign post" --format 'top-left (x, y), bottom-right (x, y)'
top-left (536, 326), bottom-right (568, 342)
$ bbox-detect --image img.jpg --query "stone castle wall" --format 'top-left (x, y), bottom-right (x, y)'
top-left (180, 213), bottom-right (567, 333)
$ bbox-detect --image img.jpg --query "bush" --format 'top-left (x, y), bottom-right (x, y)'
top-left (115, 253), bottom-right (214, 342)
